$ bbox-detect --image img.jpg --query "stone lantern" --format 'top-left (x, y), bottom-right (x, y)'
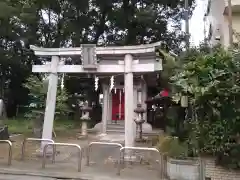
top-left (79, 102), bottom-right (92, 138)
top-left (134, 103), bottom-right (146, 142)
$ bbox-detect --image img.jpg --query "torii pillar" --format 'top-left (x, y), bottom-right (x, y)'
top-left (124, 54), bottom-right (134, 147)
top-left (42, 56), bottom-right (59, 147)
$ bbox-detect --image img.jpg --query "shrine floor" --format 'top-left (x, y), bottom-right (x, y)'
top-left (0, 134), bottom-right (166, 180)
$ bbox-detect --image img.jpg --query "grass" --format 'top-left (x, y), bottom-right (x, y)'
top-left (5, 118), bottom-right (80, 135)
top-left (6, 118), bottom-right (32, 134)
top-left (0, 118), bottom-right (86, 161)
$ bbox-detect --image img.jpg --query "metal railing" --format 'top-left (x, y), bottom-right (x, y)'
top-left (86, 141), bottom-right (123, 166)
top-left (21, 138), bottom-right (54, 160)
top-left (0, 140), bottom-right (12, 166)
top-left (42, 143), bottom-right (82, 172)
top-left (117, 147), bottom-right (164, 178)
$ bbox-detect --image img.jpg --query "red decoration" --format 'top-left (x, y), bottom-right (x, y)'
top-left (160, 89), bottom-right (169, 97)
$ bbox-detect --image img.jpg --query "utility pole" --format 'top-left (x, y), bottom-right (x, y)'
top-left (203, 14), bottom-right (207, 44)
top-left (185, 0), bottom-right (190, 49)
top-left (228, 0), bottom-right (233, 47)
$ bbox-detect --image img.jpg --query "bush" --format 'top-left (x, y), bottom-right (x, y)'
top-left (156, 135), bottom-right (189, 159)
top-left (171, 46), bottom-right (240, 169)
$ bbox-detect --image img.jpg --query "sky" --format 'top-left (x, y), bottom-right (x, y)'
top-left (188, 0), bottom-right (208, 46)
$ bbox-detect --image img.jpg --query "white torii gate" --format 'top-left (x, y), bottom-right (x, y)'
top-left (30, 42), bottom-right (162, 148)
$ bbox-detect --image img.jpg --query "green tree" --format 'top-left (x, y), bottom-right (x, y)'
top-left (24, 75), bottom-right (70, 119)
top-left (0, 0), bottom-right (195, 118)
top-left (171, 46), bottom-right (240, 169)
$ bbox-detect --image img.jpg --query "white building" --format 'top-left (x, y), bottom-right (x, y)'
top-left (204, 0), bottom-right (240, 47)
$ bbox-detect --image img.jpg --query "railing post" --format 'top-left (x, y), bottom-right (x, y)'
top-left (0, 140), bottom-right (12, 166)
top-left (117, 147), bottom-right (161, 177)
top-left (21, 138), bottom-right (54, 161)
top-left (42, 143), bottom-right (82, 172)
top-left (86, 142), bottom-right (123, 166)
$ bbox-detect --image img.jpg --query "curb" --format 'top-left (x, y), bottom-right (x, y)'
top-left (0, 167), bottom-right (130, 180)
top-left (0, 168), bottom-right (90, 180)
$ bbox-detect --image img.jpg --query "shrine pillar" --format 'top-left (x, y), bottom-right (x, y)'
top-left (41, 56), bottom-right (59, 149)
top-left (101, 84), bottom-right (110, 134)
top-left (124, 54), bottom-right (134, 147)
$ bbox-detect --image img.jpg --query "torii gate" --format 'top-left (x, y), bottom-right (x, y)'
top-left (30, 42), bottom-right (163, 148)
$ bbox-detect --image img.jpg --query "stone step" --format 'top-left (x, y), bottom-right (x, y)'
top-left (107, 122), bottom-right (125, 134)
top-left (107, 121), bottom-right (125, 125)
top-left (107, 124), bottom-right (124, 129)
top-left (107, 129), bottom-right (125, 133)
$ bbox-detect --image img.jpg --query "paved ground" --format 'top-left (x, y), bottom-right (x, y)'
top-left (0, 174), bottom-right (55, 180)
top-left (0, 134), bottom-right (165, 180)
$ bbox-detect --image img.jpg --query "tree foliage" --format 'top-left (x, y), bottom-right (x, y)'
top-left (24, 75), bottom-right (70, 118)
top-left (171, 46), bottom-right (240, 169)
top-left (0, 0), bottom-right (194, 117)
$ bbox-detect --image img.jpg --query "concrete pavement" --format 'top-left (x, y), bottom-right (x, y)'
top-left (0, 134), bottom-right (165, 180)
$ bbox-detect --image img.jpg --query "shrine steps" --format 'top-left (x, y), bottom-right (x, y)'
top-left (107, 122), bottom-right (125, 133)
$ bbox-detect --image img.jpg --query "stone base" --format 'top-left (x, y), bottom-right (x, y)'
top-left (93, 122), bottom-right (102, 132)
top-left (142, 122), bottom-right (152, 133)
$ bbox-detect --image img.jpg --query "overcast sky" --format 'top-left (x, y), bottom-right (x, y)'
top-left (188, 0), bottom-right (207, 46)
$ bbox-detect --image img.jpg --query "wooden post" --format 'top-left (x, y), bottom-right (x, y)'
top-left (102, 84), bottom-right (109, 134)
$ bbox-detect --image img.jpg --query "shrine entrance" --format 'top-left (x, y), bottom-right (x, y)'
top-left (30, 41), bottom-right (162, 148)
top-left (111, 89), bottom-right (125, 121)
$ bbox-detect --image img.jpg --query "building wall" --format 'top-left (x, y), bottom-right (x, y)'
top-left (232, 13), bottom-right (240, 43)
top-left (229, 0), bottom-right (240, 8)
top-left (206, 0), bottom-right (227, 46)
top-left (205, 0), bottom-right (240, 47)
